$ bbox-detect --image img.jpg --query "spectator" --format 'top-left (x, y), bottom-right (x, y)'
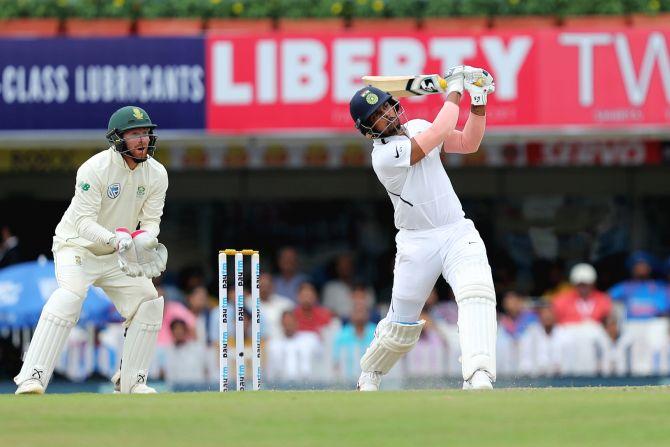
top-left (497, 291), bottom-right (538, 375)
top-left (600, 313), bottom-right (635, 376)
top-left (425, 286), bottom-right (458, 325)
top-left (403, 310), bottom-right (450, 378)
top-left (185, 285), bottom-right (214, 344)
top-left (0, 224), bottom-right (21, 268)
top-left (518, 304), bottom-right (562, 377)
top-left (273, 246), bottom-right (309, 301)
top-left (256, 272), bottom-right (294, 340)
top-left (164, 319), bottom-right (209, 387)
top-left (342, 283), bottom-right (380, 324)
top-left (499, 291), bottom-right (538, 339)
top-left (157, 285), bottom-right (197, 347)
top-left (294, 282), bottom-right (333, 334)
top-left (332, 303), bottom-right (375, 380)
top-left (608, 251), bottom-right (670, 320)
top-left (266, 311), bottom-right (323, 383)
top-left (322, 253), bottom-right (375, 319)
top-left (552, 263), bottom-right (613, 325)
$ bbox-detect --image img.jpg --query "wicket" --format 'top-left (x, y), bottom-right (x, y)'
top-left (218, 249), bottom-right (261, 392)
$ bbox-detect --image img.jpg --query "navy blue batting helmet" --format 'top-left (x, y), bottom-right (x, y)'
top-left (350, 86), bottom-right (397, 137)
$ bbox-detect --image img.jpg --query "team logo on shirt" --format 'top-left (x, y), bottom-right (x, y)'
top-left (107, 183), bottom-right (121, 199)
top-left (137, 186), bottom-right (146, 197)
top-left (78, 181), bottom-right (90, 192)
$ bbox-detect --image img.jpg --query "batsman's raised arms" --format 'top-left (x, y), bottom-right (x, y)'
top-left (361, 74), bottom-right (447, 97)
top-left (362, 67), bottom-right (493, 98)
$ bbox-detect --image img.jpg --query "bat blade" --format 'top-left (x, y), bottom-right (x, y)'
top-left (362, 74), bottom-right (447, 97)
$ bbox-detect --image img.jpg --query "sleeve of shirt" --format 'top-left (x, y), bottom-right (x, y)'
top-left (71, 163), bottom-right (115, 246)
top-left (373, 137), bottom-right (412, 171)
top-left (139, 166), bottom-right (168, 238)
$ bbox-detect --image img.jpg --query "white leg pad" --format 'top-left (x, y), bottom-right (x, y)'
top-left (360, 319), bottom-right (425, 375)
top-left (120, 297), bottom-right (163, 394)
top-left (14, 288), bottom-right (83, 389)
top-left (450, 261), bottom-right (497, 381)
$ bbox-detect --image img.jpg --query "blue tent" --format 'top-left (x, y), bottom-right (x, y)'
top-left (0, 260), bottom-right (121, 329)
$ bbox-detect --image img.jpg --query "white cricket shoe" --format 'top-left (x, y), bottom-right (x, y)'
top-left (357, 371), bottom-right (381, 391)
top-left (463, 370), bottom-right (493, 390)
top-left (15, 379), bottom-right (45, 395)
top-left (111, 370), bottom-right (157, 394)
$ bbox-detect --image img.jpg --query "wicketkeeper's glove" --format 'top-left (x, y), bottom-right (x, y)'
top-left (131, 231), bottom-right (168, 279)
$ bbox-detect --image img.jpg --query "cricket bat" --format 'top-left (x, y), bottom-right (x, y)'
top-left (361, 74), bottom-right (447, 97)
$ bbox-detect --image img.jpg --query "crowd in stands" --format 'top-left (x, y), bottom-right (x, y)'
top-left (48, 247), bottom-right (670, 388)
top-left (1, 229), bottom-right (670, 388)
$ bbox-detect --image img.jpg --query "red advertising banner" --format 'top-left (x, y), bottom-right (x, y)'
top-left (206, 28), bottom-right (670, 134)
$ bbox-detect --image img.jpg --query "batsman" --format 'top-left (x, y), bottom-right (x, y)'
top-left (14, 106), bottom-right (168, 395)
top-left (350, 66), bottom-right (497, 390)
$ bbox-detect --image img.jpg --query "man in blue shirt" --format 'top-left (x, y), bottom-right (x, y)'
top-left (608, 251), bottom-right (670, 320)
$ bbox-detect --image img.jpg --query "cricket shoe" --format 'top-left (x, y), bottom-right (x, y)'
top-left (111, 370), bottom-right (157, 394)
top-left (15, 379), bottom-right (45, 395)
top-left (357, 371), bottom-right (381, 391)
top-left (462, 370), bottom-right (493, 390)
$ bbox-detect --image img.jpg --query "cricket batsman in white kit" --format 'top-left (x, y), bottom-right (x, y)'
top-left (14, 106), bottom-right (168, 395)
top-left (350, 66), bottom-right (497, 390)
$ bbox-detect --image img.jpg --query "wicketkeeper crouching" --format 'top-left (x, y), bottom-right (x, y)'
top-left (14, 106), bottom-right (169, 395)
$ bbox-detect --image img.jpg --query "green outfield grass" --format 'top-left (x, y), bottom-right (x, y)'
top-left (1, 388), bottom-right (669, 447)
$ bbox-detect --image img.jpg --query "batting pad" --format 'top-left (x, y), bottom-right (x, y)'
top-left (120, 296), bottom-right (163, 393)
top-left (360, 319), bottom-right (425, 375)
top-left (14, 288), bottom-right (82, 388)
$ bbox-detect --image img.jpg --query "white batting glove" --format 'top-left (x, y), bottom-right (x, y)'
top-left (464, 67), bottom-right (495, 106)
top-left (132, 231), bottom-right (168, 279)
top-left (443, 65), bottom-right (465, 96)
top-left (114, 228), bottom-right (142, 278)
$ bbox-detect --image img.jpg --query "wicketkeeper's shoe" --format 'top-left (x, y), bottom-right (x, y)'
top-left (15, 379), bottom-right (45, 395)
top-left (462, 370), bottom-right (493, 390)
top-left (357, 371), bottom-right (382, 391)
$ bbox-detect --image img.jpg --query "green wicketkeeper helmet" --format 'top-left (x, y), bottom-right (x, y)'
top-left (106, 106), bottom-right (158, 162)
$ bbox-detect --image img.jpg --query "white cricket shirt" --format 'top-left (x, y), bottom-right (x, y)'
top-left (371, 119), bottom-right (465, 230)
top-left (54, 148), bottom-right (168, 255)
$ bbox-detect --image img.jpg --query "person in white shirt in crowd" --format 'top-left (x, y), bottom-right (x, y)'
top-left (255, 272), bottom-right (294, 340)
top-left (518, 304), bottom-right (563, 377)
top-left (349, 66), bottom-right (497, 391)
top-left (403, 310), bottom-right (450, 379)
top-left (163, 319), bottom-right (208, 388)
top-left (497, 291), bottom-right (539, 376)
top-left (599, 313), bottom-right (635, 376)
top-left (322, 252), bottom-right (375, 320)
top-left (14, 106), bottom-right (168, 395)
top-left (273, 246), bottom-right (309, 302)
top-left (266, 310), bottom-right (323, 383)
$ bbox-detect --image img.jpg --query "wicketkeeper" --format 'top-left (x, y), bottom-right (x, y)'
top-left (15, 106), bottom-right (168, 395)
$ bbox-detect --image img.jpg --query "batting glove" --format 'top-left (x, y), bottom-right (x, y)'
top-left (464, 67), bottom-right (495, 106)
top-left (443, 65), bottom-right (465, 96)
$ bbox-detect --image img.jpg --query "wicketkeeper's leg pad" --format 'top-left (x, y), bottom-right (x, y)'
top-left (120, 296), bottom-right (163, 393)
top-left (360, 319), bottom-right (425, 375)
top-left (14, 288), bottom-right (84, 388)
